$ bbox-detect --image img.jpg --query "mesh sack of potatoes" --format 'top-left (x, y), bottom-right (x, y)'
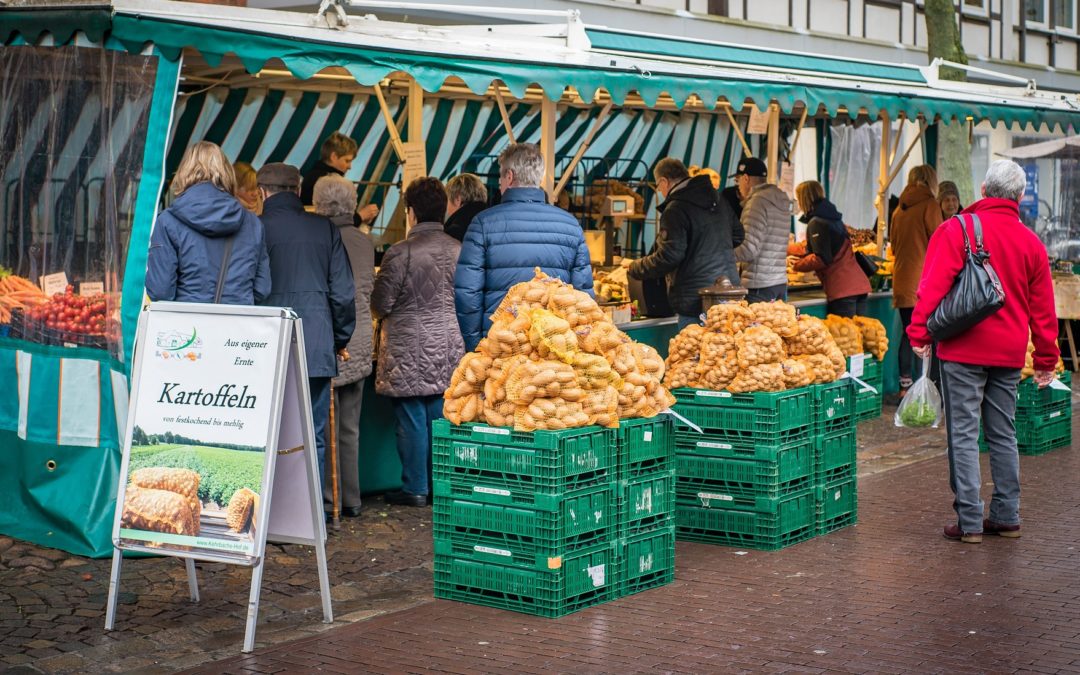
top-left (825, 314), bottom-right (865, 357)
top-left (489, 268), bottom-right (558, 324)
top-left (581, 385), bottom-right (620, 428)
top-left (663, 357), bottom-right (701, 389)
top-left (824, 342), bottom-right (848, 379)
top-left (667, 324), bottom-right (707, 366)
top-left (572, 351), bottom-right (622, 391)
top-left (122, 486), bottom-right (197, 537)
top-left (728, 362), bottom-right (786, 393)
top-left (852, 316), bottom-right (889, 361)
top-left (577, 321), bottom-right (630, 355)
top-left (528, 309), bottom-right (580, 362)
top-left (226, 488), bottom-right (257, 533)
top-left (705, 301), bottom-right (755, 334)
top-left (780, 358), bottom-right (814, 389)
top-left (504, 355), bottom-right (580, 405)
top-left (483, 398), bottom-right (517, 427)
top-left (736, 324), bottom-right (786, 370)
top-left (481, 311), bottom-right (534, 359)
top-left (130, 467), bottom-right (201, 522)
top-left (625, 385), bottom-right (677, 419)
top-left (444, 393), bottom-right (483, 425)
top-left (792, 353), bottom-right (839, 384)
top-left (695, 333), bottom-right (738, 390)
top-left (634, 344), bottom-right (666, 380)
top-left (547, 284), bottom-right (606, 328)
top-left (784, 315), bottom-right (833, 356)
top-left (445, 352), bottom-right (491, 399)
top-left (514, 397), bottom-right (591, 431)
top-left (750, 301), bottom-right (798, 338)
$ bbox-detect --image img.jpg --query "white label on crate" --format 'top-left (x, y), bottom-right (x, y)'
top-left (698, 492), bottom-right (734, 507)
top-left (475, 545), bottom-right (512, 558)
top-left (849, 353), bottom-right (866, 378)
top-left (586, 564), bottom-right (606, 588)
top-left (636, 487), bottom-right (653, 514)
top-left (638, 553), bottom-right (654, 573)
top-left (454, 445), bottom-right (479, 463)
top-left (697, 441), bottom-right (733, 450)
top-left (473, 486), bottom-right (511, 496)
top-left (643, 431), bottom-right (653, 443)
top-left (834, 490), bottom-right (842, 501)
top-left (474, 426), bottom-right (510, 436)
top-left (697, 390), bottom-right (732, 398)
top-left (1048, 378), bottom-right (1070, 392)
top-left (1049, 411), bottom-right (1063, 419)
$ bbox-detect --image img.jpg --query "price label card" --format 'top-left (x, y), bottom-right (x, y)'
top-left (779, 163), bottom-right (795, 196)
top-left (746, 105), bottom-right (770, 135)
top-left (849, 353), bottom-right (865, 378)
top-left (39, 272), bottom-right (69, 297)
top-left (80, 282), bottom-right (104, 296)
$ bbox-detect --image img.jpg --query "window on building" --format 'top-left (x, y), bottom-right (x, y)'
top-left (963, 0), bottom-right (986, 10)
top-left (707, 0), bottom-right (729, 16)
top-left (1025, 0), bottom-right (1046, 23)
top-left (1054, 0), bottom-right (1075, 29)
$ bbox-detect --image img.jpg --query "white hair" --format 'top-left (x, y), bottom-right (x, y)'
top-left (983, 160), bottom-right (1026, 203)
top-left (312, 174), bottom-right (357, 218)
top-left (498, 143), bottom-right (545, 188)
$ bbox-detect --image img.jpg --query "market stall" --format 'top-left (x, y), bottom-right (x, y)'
top-left (3, 0), bottom-right (1079, 554)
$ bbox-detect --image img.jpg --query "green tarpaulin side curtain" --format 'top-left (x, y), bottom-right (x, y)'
top-left (924, 122), bottom-right (939, 169)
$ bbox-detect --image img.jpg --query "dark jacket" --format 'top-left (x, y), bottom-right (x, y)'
top-left (146, 182), bottom-right (271, 305)
top-left (444, 201), bottom-right (487, 242)
top-left (793, 199), bottom-right (871, 302)
top-left (260, 191), bottom-right (356, 378)
top-left (331, 215), bottom-right (375, 387)
top-left (890, 183), bottom-right (943, 308)
top-left (628, 175), bottom-right (739, 317)
top-left (301, 161), bottom-right (339, 206)
top-left (372, 222), bottom-right (465, 397)
top-left (454, 187), bottom-right (593, 352)
top-left (721, 185), bottom-right (746, 247)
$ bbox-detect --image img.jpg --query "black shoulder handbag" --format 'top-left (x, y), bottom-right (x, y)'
top-left (926, 214), bottom-right (1005, 341)
top-left (854, 250), bottom-right (879, 278)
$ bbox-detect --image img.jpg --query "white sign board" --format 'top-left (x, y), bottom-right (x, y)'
top-left (747, 105), bottom-right (770, 135)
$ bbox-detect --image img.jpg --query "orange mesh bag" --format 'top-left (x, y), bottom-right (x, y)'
top-left (490, 269), bottom-right (555, 325)
top-left (582, 385), bottom-right (620, 428)
top-left (634, 344), bottom-right (666, 380)
top-left (503, 356), bottom-right (542, 405)
top-left (780, 358), bottom-right (813, 389)
top-left (528, 309), bottom-right (579, 362)
top-left (696, 333), bottom-right (738, 390)
top-left (483, 398), bottom-right (516, 427)
top-left (514, 397), bottom-right (590, 431)
top-left (736, 325), bottom-right (785, 370)
top-left (825, 314), bottom-right (864, 357)
top-left (663, 357), bottom-right (700, 389)
top-left (793, 353), bottom-right (837, 384)
top-left (577, 321), bottom-right (631, 355)
top-left (667, 323), bottom-right (707, 365)
top-left (825, 342), bottom-right (848, 379)
top-left (444, 393), bottom-right (483, 425)
top-left (729, 362), bottom-right (786, 393)
top-left (750, 301), bottom-right (798, 338)
top-left (784, 315), bottom-right (833, 356)
top-left (852, 316), bottom-right (889, 361)
top-left (704, 301), bottom-right (754, 334)
top-left (548, 285), bottom-right (606, 328)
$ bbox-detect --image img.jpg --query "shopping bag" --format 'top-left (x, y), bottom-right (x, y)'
top-left (894, 356), bottom-right (943, 428)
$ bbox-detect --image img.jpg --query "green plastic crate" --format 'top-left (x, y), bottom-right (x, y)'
top-left (981, 404), bottom-right (1073, 455)
top-left (816, 476), bottom-right (857, 535)
top-left (619, 470), bottom-right (675, 535)
top-left (619, 528), bottom-right (675, 596)
top-left (674, 480), bottom-right (814, 513)
top-left (432, 484), bottom-right (616, 570)
top-left (1016, 371), bottom-right (1072, 414)
top-left (853, 373), bottom-right (883, 424)
top-left (617, 416), bottom-right (675, 475)
top-left (671, 387), bottom-right (813, 440)
top-left (814, 427), bottom-right (857, 482)
top-left (432, 421), bottom-right (614, 493)
top-left (812, 379), bottom-right (856, 433)
top-left (675, 441), bottom-right (813, 499)
top-left (433, 543), bottom-right (616, 618)
top-left (846, 353), bottom-right (882, 382)
top-left (675, 489), bottom-right (815, 550)
top-left (672, 432), bottom-right (809, 461)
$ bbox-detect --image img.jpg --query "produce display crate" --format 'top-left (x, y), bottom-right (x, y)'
top-left (671, 387), bottom-right (813, 447)
top-left (673, 433), bottom-right (809, 461)
top-left (1015, 371), bottom-right (1072, 415)
top-left (812, 379), bottom-right (856, 434)
top-left (979, 404), bottom-right (1073, 456)
top-left (617, 416), bottom-right (675, 476)
top-left (433, 542), bottom-right (617, 618)
top-left (814, 427), bottom-right (857, 483)
top-left (846, 353), bottom-right (882, 383)
top-left (816, 476), bottom-right (857, 535)
top-left (432, 483), bottom-right (616, 571)
top-left (675, 441), bottom-right (813, 500)
top-left (675, 490), bottom-right (815, 551)
top-left (618, 527), bottom-right (675, 597)
top-left (618, 469), bottom-right (675, 536)
top-left (853, 375), bottom-right (884, 424)
top-left (432, 421), bottom-right (615, 494)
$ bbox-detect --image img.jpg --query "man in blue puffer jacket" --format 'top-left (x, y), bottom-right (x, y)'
top-left (454, 143), bottom-right (593, 351)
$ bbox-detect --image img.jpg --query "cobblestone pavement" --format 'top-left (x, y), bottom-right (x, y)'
top-left (0, 392), bottom-right (1075, 674)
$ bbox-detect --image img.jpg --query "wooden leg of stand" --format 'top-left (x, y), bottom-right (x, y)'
top-left (1066, 320), bottom-right (1079, 373)
top-left (329, 386), bottom-right (340, 530)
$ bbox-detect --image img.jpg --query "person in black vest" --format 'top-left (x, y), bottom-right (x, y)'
top-left (301, 132), bottom-right (379, 227)
top-left (443, 173), bottom-right (488, 242)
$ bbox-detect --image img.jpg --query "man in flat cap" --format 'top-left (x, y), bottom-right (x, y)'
top-left (258, 163), bottom-right (356, 517)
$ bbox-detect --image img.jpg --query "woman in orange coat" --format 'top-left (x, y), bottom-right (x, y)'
top-left (890, 164), bottom-right (943, 393)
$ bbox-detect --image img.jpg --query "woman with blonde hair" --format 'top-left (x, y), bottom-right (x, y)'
top-left (234, 161), bottom-right (263, 215)
top-left (145, 141), bottom-right (270, 305)
top-left (890, 163), bottom-right (944, 393)
top-left (791, 180), bottom-right (870, 317)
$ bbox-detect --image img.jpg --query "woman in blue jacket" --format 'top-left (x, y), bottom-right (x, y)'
top-left (145, 141), bottom-right (271, 305)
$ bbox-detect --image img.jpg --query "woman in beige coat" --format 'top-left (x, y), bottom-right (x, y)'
top-left (890, 164), bottom-right (944, 392)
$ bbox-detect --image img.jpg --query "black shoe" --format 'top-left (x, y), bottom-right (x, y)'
top-left (341, 505), bottom-right (363, 518)
top-left (384, 490), bottom-right (427, 507)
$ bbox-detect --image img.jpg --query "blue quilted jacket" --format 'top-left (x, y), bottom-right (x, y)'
top-left (454, 187), bottom-right (593, 351)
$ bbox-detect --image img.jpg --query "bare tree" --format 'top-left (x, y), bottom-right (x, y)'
top-left (924, 0), bottom-right (974, 202)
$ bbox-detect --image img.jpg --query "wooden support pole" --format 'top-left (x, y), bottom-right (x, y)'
top-left (406, 79), bottom-right (426, 178)
top-left (723, 106), bottom-right (752, 157)
top-left (885, 120), bottom-right (927, 188)
top-left (540, 94), bottom-right (557, 200)
top-left (889, 112), bottom-right (906, 167)
top-left (553, 101), bottom-right (613, 200)
top-left (877, 111), bottom-right (892, 252)
top-left (766, 103), bottom-right (780, 184)
top-left (788, 106), bottom-right (810, 165)
top-left (372, 83), bottom-right (406, 162)
top-left (493, 86), bottom-right (516, 144)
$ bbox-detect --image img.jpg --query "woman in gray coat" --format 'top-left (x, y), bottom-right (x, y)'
top-left (314, 175), bottom-right (374, 518)
top-left (371, 177), bottom-right (464, 506)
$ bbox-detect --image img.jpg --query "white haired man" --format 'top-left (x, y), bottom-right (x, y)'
top-left (454, 143), bottom-right (593, 352)
top-left (908, 159), bottom-right (1059, 544)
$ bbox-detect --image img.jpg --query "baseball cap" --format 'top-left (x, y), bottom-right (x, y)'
top-left (256, 163), bottom-right (301, 189)
top-left (731, 157), bottom-right (767, 178)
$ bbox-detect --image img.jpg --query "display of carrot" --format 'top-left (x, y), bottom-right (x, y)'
top-left (0, 275), bottom-right (49, 322)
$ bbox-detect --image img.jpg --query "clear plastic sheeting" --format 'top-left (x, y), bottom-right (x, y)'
top-left (0, 44), bottom-right (158, 360)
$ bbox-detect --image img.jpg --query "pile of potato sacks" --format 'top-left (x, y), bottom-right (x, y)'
top-left (444, 269), bottom-right (676, 431)
top-left (663, 301), bottom-right (867, 393)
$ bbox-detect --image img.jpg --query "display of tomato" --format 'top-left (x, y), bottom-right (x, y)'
top-left (27, 289), bottom-right (111, 337)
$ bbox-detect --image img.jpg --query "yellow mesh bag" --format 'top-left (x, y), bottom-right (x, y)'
top-left (572, 352), bottom-right (623, 390)
top-left (130, 467), bottom-right (201, 522)
top-left (528, 309), bottom-right (579, 362)
top-left (444, 393), bottom-right (483, 425)
top-left (121, 486), bottom-right (197, 537)
top-left (668, 324), bottom-right (707, 364)
top-left (728, 362), bottom-right (786, 393)
top-left (780, 358), bottom-right (813, 389)
top-left (634, 344), bottom-right (665, 379)
top-left (852, 316), bottom-right (889, 361)
top-left (226, 488), bottom-right (257, 533)
top-left (483, 398), bottom-right (516, 428)
top-left (696, 333), bottom-right (738, 391)
top-left (547, 285), bottom-right (606, 328)
top-left (736, 325), bottom-right (786, 370)
top-left (750, 301), bottom-right (798, 338)
top-left (784, 315), bottom-right (833, 356)
top-left (514, 397), bottom-right (590, 431)
top-left (704, 301), bottom-right (754, 334)
top-left (577, 321), bottom-right (630, 355)
top-left (824, 342), bottom-right (848, 379)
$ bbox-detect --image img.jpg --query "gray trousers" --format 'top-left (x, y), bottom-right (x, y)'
top-left (939, 360), bottom-right (1022, 533)
top-left (324, 377), bottom-right (365, 511)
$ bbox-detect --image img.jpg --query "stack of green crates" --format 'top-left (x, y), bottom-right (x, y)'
top-left (849, 353), bottom-right (884, 424)
top-left (671, 388), bottom-right (817, 550)
top-left (615, 417), bottom-right (676, 597)
top-left (431, 421), bottom-right (619, 617)
top-left (980, 371), bottom-right (1073, 455)
top-left (811, 379), bottom-right (858, 534)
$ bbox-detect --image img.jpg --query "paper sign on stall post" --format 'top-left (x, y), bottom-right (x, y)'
top-left (80, 282), bottom-right (104, 296)
top-left (747, 105), bottom-right (770, 135)
top-left (40, 272), bottom-right (69, 296)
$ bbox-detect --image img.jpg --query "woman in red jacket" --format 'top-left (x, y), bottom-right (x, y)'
top-left (908, 160), bottom-right (1059, 544)
top-left (792, 181), bottom-right (871, 317)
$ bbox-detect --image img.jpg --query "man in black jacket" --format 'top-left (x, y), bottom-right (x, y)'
top-left (302, 132), bottom-right (379, 227)
top-left (628, 158), bottom-right (740, 328)
top-left (258, 163), bottom-right (356, 501)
